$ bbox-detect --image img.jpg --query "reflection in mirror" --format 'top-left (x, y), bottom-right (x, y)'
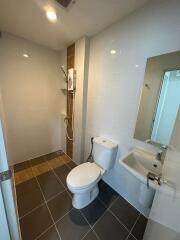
top-left (151, 70), bottom-right (180, 145)
top-left (134, 51), bottom-right (180, 145)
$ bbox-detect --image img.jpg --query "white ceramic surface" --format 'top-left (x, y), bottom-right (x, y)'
top-left (120, 148), bottom-right (162, 188)
top-left (67, 162), bottom-right (101, 189)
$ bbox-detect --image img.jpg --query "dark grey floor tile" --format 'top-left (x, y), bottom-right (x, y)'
top-left (83, 230), bottom-right (99, 240)
top-left (54, 164), bottom-right (71, 186)
top-left (16, 178), bottom-right (44, 217)
top-left (47, 191), bottom-right (72, 222)
top-left (30, 155), bottom-right (46, 166)
top-left (20, 204), bottom-right (53, 240)
top-left (56, 208), bottom-right (90, 240)
top-left (93, 211), bottom-right (129, 240)
top-left (98, 181), bottom-right (119, 208)
top-left (127, 234), bottom-right (137, 240)
top-left (37, 171), bottom-right (65, 200)
top-left (110, 195), bottom-right (139, 230)
top-left (37, 226), bottom-right (60, 240)
top-left (81, 198), bottom-right (106, 226)
top-left (131, 215), bottom-right (147, 240)
top-left (67, 161), bottom-right (77, 169)
top-left (45, 152), bottom-right (59, 161)
top-left (14, 161), bottom-right (31, 172)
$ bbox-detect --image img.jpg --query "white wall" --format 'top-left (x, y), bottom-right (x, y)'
top-left (73, 37), bottom-right (90, 164)
top-left (0, 32), bottom-right (66, 165)
top-left (85, 0), bottom-right (180, 214)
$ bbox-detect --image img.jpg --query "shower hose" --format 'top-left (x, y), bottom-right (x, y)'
top-left (64, 91), bottom-right (75, 141)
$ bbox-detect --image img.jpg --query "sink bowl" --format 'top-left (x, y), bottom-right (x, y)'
top-left (120, 148), bottom-right (162, 185)
top-left (119, 148), bottom-right (163, 209)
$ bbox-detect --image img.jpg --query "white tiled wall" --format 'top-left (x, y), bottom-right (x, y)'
top-left (0, 33), bottom-right (66, 165)
top-left (85, 0), bottom-right (180, 215)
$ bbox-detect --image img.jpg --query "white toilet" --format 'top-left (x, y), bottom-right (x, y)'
top-left (66, 137), bottom-right (118, 209)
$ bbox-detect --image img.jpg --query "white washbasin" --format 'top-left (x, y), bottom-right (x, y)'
top-left (120, 148), bottom-right (162, 187)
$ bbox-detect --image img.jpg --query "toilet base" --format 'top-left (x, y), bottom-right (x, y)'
top-left (72, 185), bottom-right (99, 209)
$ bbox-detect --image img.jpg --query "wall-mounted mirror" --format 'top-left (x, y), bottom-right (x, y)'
top-left (134, 51), bottom-right (180, 146)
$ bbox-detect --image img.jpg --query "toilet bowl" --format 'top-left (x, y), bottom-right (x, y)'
top-left (66, 162), bottom-right (105, 209)
top-left (66, 137), bottom-right (118, 209)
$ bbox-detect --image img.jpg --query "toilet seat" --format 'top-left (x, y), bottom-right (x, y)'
top-left (66, 162), bottom-right (101, 189)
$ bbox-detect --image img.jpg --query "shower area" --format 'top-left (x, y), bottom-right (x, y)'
top-left (0, 30), bottom-right (89, 239)
top-left (62, 44), bottom-right (76, 159)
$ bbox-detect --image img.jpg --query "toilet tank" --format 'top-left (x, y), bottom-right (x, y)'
top-left (93, 137), bottom-right (118, 170)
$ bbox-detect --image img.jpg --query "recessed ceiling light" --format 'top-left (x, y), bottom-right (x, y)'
top-left (23, 53), bottom-right (29, 58)
top-left (110, 49), bottom-right (116, 55)
top-left (46, 9), bottom-right (57, 22)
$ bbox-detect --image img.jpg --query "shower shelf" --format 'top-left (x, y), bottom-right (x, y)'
top-left (60, 88), bottom-right (67, 93)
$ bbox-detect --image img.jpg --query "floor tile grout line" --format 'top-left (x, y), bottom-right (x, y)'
top-left (92, 229), bottom-right (102, 240)
top-left (130, 213), bottom-right (141, 233)
top-left (34, 180), bottom-right (62, 240)
top-left (46, 159), bottom-right (67, 189)
top-left (81, 227), bottom-right (102, 240)
top-left (125, 213), bottom-right (140, 240)
top-left (80, 210), bottom-right (102, 240)
top-left (97, 197), bottom-right (131, 233)
top-left (11, 167), bottom-right (23, 240)
top-left (98, 193), bottom-right (119, 210)
top-left (80, 228), bottom-right (93, 240)
top-left (19, 189), bottom-right (66, 220)
top-left (47, 160), bottom-right (73, 199)
top-left (19, 202), bottom-right (45, 220)
top-left (54, 208), bottom-right (73, 225)
top-left (29, 162), bottom-right (62, 240)
top-left (99, 194), bottom-right (140, 235)
top-left (108, 208), bottom-right (130, 233)
top-left (34, 223), bottom-right (56, 240)
top-left (79, 210), bottom-right (98, 238)
top-left (77, 188), bottom-right (121, 233)
top-left (60, 151), bottom-right (79, 170)
top-left (62, 151), bottom-right (73, 162)
top-left (46, 189), bottom-right (66, 203)
top-left (19, 181), bottom-right (66, 220)
top-left (51, 208), bottom-right (101, 240)
top-left (56, 150), bottom-right (74, 170)
top-left (88, 207), bottom-right (109, 229)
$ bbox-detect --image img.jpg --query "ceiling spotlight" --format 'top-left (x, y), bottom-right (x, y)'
top-left (23, 53), bottom-right (29, 58)
top-left (110, 49), bottom-right (116, 55)
top-left (46, 9), bottom-right (57, 22)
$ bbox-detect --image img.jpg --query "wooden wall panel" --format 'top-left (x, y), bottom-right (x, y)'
top-left (66, 43), bottom-right (75, 158)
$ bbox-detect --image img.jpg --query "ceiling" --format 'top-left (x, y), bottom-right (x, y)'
top-left (0, 0), bottom-right (149, 51)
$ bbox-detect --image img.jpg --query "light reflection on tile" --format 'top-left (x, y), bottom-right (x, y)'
top-left (48, 157), bottom-right (66, 169)
top-left (60, 154), bottom-right (71, 164)
top-left (14, 168), bottom-right (34, 185)
top-left (31, 162), bottom-right (51, 177)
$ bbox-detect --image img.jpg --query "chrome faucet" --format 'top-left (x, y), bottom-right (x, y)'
top-left (156, 145), bottom-right (168, 163)
top-left (147, 172), bottom-right (162, 188)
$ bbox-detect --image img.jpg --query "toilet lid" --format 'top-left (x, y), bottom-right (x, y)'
top-left (67, 162), bottom-right (101, 189)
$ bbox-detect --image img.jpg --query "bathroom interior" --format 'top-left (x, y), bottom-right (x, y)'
top-left (0, 0), bottom-right (180, 240)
